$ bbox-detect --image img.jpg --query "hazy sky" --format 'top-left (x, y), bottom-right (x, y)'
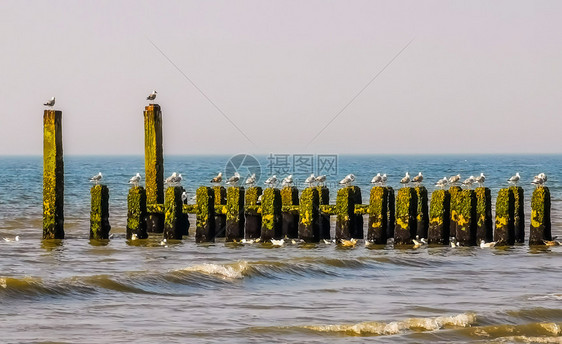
top-left (0, 0), bottom-right (560, 155)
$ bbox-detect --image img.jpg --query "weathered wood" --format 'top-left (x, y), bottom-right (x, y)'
top-left (448, 186), bottom-right (462, 239)
top-left (386, 187), bottom-right (395, 239)
top-left (317, 186), bottom-right (331, 239)
top-left (353, 186), bottom-right (364, 239)
top-left (90, 185), bottom-right (110, 240)
top-left (394, 187), bottom-right (417, 245)
top-left (428, 189), bottom-right (450, 245)
top-left (144, 104), bottom-right (164, 233)
top-left (367, 186), bottom-right (388, 244)
top-left (281, 186), bottom-right (299, 238)
top-left (494, 188), bottom-right (515, 245)
top-left (529, 187), bottom-right (552, 245)
top-left (226, 187), bottom-right (245, 242)
top-left (475, 187), bottom-right (493, 243)
top-left (196, 186), bottom-right (215, 242)
top-left (213, 186), bottom-right (227, 238)
top-left (261, 188), bottom-right (282, 241)
top-left (451, 189), bottom-right (476, 246)
top-left (509, 186), bottom-right (525, 243)
top-left (414, 186), bottom-right (429, 240)
top-left (164, 186), bottom-right (185, 240)
top-left (127, 186), bottom-right (148, 239)
top-left (298, 187), bottom-right (319, 242)
top-left (43, 110), bottom-right (64, 239)
top-left (244, 186), bottom-right (262, 239)
top-left (335, 186), bottom-right (361, 240)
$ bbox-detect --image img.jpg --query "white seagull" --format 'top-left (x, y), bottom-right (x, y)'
top-left (412, 172), bottom-right (423, 185)
top-left (165, 172), bottom-right (178, 185)
top-left (449, 174), bottom-right (461, 185)
top-left (508, 172), bottom-right (520, 185)
top-left (435, 177), bottom-right (448, 189)
top-left (210, 172), bottom-right (222, 184)
top-left (532, 173), bottom-right (547, 187)
top-left (400, 172), bottom-right (410, 186)
top-left (181, 191), bottom-right (188, 204)
top-left (282, 175), bottom-right (294, 187)
top-left (90, 172), bottom-right (103, 185)
top-left (270, 239), bottom-right (284, 247)
top-left (304, 173), bottom-right (316, 187)
top-left (475, 173), bottom-right (486, 187)
top-left (264, 175), bottom-right (278, 188)
top-left (147, 90), bottom-right (157, 101)
top-left (480, 240), bottom-right (496, 248)
top-left (129, 173), bottom-right (141, 187)
top-left (172, 173), bottom-right (183, 185)
top-left (43, 97), bottom-right (55, 107)
top-left (339, 174), bottom-right (355, 187)
top-left (462, 175), bottom-right (475, 188)
top-left (315, 175), bottom-right (326, 186)
top-left (227, 172), bottom-right (241, 186)
top-left (245, 173), bottom-right (256, 187)
top-left (381, 174), bottom-right (388, 185)
top-left (371, 173), bottom-right (382, 185)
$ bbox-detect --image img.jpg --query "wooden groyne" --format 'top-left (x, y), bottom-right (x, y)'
top-left (42, 104), bottom-right (554, 247)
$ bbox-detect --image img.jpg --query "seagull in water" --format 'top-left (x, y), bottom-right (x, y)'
top-left (412, 172), bottom-right (423, 185)
top-left (340, 238), bottom-right (357, 247)
top-left (282, 175), bottom-right (294, 187)
top-left (339, 174), bottom-right (355, 187)
top-left (304, 173), bottom-right (316, 187)
top-left (315, 175), bottom-right (326, 186)
top-left (264, 175), bottom-right (278, 188)
top-left (449, 174), bottom-right (461, 185)
top-left (43, 97), bottom-right (55, 107)
top-left (90, 172), bottom-right (103, 185)
top-left (480, 240), bottom-right (496, 248)
top-left (435, 177), bottom-right (448, 189)
top-left (2, 236), bottom-right (19, 242)
top-left (146, 90), bottom-right (157, 101)
top-left (400, 172), bottom-right (410, 187)
top-left (210, 172), bottom-right (222, 184)
top-left (129, 173), bottom-right (141, 187)
top-left (245, 173), bottom-right (256, 187)
top-left (270, 239), bottom-right (284, 247)
top-left (508, 172), bottom-right (520, 185)
top-left (371, 173), bottom-right (382, 185)
top-left (475, 173), bottom-right (486, 187)
top-left (227, 172), bottom-right (241, 186)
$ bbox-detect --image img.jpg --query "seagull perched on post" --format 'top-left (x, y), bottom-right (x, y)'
top-left (435, 177), bottom-right (448, 189)
top-left (462, 175), bottom-right (475, 188)
top-left (165, 172), bottom-right (177, 185)
top-left (90, 172), bottom-right (103, 185)
top-left (381, 174), bottom-right (387, 185)
top-left (227, 172), bottom-right (241, 186)
top-left (315, 175), bottom-right (326, 186)
top-left (339, 174), bottom-right (355, 187)
top-left (449, 174), bottom-right (461, 185)
top-left (412, 172), bottom-right (423, 185)
top-left (264, 175), bottom-right (277, 188)
top-left (43, 97), bottom-right (55, 107)
top-left (475, 173), bottom-right (486, 187)
top-left (129, 173), bottom-right (141, 187)
top-left (400, 172), bottom-right (410, 187)
top-left (371, 173), bottom-right (382, 185)
top-left (508, 172), bottom-right (520, 185)
top-left (532, 173), bottom-right (547, 187)
top-left (304, 173), bottom-right (315, 187)
top-left (172, 173), bottom-right (183, 185)
top-left (244, 173), bottom-right (256, 187)
top-left (282, 175), bottom-right (293, 187)
top-left (146, 90), bottom-right (157, 101)
top-left (210, 172), bottom-right (222, 184)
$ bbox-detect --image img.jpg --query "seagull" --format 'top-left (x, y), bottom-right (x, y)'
top-left (508, 172), bottom-right (520, 185)
top-left (130, 233), bottom-right (138, 241)
top-left (146, 90), bottom-right (157, 101)
top-left (43, 97), bottom-right (55, 107)
top-left (381, 174), bottom-right (388, 185)
top-left (227, 172), bottom-right (241, 186)
top-left (160, 238), bottom-right (168, 247)
top-left (339, 174), bottom-right (355, 187)
top-left (544, 240), bottom-right (561, 246)
top-left (462, 176), bottom-right (475, 188)
top-left (304, 173), bottom-right (316, 187)
top-left (400, 172), bottom-right (410, 187)
top-left (257, 195), bottom-right (262, 203)
top-left (270, 239), bottom-right (284, 247)
top-left (449, 237), bottom-right (460, 248)
top-left (181, 191), bottom-right (188, 204)
top-left (2, 236), bottom-right (19, 242)
top-left (165, 172), bottom-right (178, 185)
top-left (480, 240), bottom-right (496, 248)
top-left (264, 175), bottom-right (277, 188)
top-left (435, 177), bottom-right (448, 189)
top-left (371, 173), bottom-right (382, 185)
top-left (323, 239), bottom-right (335, 244)
top-left (315, 175), bottom-right (326, 186)
top-left (412, 239), bottom-right (422, 249)
top-left (449, 174), bottom-right (461, 185)
top-left (532, 173), bottom-right (547, 187)
top-left (171, 173), bottom-right (183, 185)
top-left (475, 173), bottom-right (486, 187)
top-left (282, 175), bottom-right (294, 187)
top-left (210, 172), bottom-right (222, 184)
top-left (241, 238), bottom-right (255, 244)
top-left (340, 238), bottom-right (357, 247)
top-left (190, 194), bottom-right (197, 203)
top-left (90, 172), bottom-right (103, 185)
top-left (129, 173), bottom-right (141, 187)
top-left (412, 172), bottom-right (423, 185)
top-left (244, 173), bottom-right (256, 187)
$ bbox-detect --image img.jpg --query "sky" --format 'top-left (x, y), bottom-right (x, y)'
top-left (0, 0), bottom-right (561, 155)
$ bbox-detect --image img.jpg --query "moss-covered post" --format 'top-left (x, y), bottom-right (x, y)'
top-left (448, 186), bottom-right (462, 239)
top-left (163, 186), bottom-right (185, 240)
top-left (196, 186), bottom-right (215, 242)
top-left (226, 187), bottom-right (245, 242)
top-left (317, 186), bottom-right (331, 239)
top-left (281, 186), bottom-right (299, 238)
top-left (244, 186), bottom-right (262, 239)
top-left (509, 186), bottom-right (525, 243)
top-left (414, 186), bottom-right (429, 239)
top-left (394, 187), bottom-right (417, 245)
top-left (127, 186), bottom-right (147, 239)
top-left (428, 189), bottom-right (450, 245)
top-left (494, 188), bottom-right (515, 245)
top-left (530, 187), bottom-right (551, 245)
top-left (353, 186), bottom-right (364, 239)
top-left (367, 186), bottom-right (388, 244)
top-left (298, 187), bottom-right (319, 242)
top-left (451, 189), bottom-right (476, 246)
top-left (90, 185), bottom-right (110, 240)
top-left (261, 188), bottom-right (282, 241)
top-left (213, 186), bottom-right (227, 238)
top-left (336, 187), bottom-right (354, 240)
top-left (43, 110), bottom-right (64, 239)
top-left (144, 104), bottom-right (164, 233)
top-left (475, 187), bottom-right (493, 243)
top-left (386, 187), bottom-right (395, 239)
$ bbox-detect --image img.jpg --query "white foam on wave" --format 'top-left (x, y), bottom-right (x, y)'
top-left (491, 335), bottom-right (562, 343)
top-left (179, 261), bottom-right (250, 280)
top-left (304, 313), bottom-right (476, 335)
top-left (528, 293), bottom-right (562, 301)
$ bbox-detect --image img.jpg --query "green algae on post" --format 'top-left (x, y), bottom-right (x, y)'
top-left (298, 187), bottom-right (319, 242)
top-left (144, 104), bottom-right (164, 233)
top-left (196, 186), bottom-right (215, 242)
top-left (475, 187), bottom-right (493, 243)
top-left (494, 188), bottom-right (515, 245)
top-left (281, 186), bottom-right (299, 239)
top-left (414, 186), bottom-right (429, 240)
top-left (244, 186), bottom-right (262, 239)
top-left (367, 186), bottom-right (388, 244)
top-left (509, 186), bottom-right (525, 243)
top-left (226, 187), bottom-right (245, 242)
top-left (260, 188), bottom-right (282, 241)
top-left (213, 186), bottom-right (227, 238)
top-left (529, 186), bottom-right (552, 245)
top-left (428, 189), bottom-right (450, 245)
top-left (450, 189), bottom-right (476, 246)
top-left (164, 186), bottom-right (185, 240)
top-left (317, 186), bottom-right (331, 240)
top-left (394, 187), bottom-right (417, 245)
top-left (127, 186), bottom-right (148, 239)
top-left (90, 184), bottom-right (111, 240)
top-left (448, 186), bottom-right (462, 239)
top-left (386, 187), bottom-right (395, 239)
top-left (335, 186), bottom-right (359, 241)
top-left (43, 110), bottom-right (64, 239)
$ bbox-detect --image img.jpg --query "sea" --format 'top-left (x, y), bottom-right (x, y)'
top-left (0, 154), bottom-right (561, 343)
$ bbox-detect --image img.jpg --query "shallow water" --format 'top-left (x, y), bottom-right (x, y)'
top-left (0, 155), bottom-right (561, 343)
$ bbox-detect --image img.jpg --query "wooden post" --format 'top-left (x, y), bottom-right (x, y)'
top-left (226, 187), bottom-right (245, 242)
top-left (90, 185), bottom-right (110, 239)
top-left (448, 186), bottom-right (462, 240)
top-left (164, 186), bottom-right (185, 240)
top-left (244, 187), bottom-right (262, 239)
top-left (428, 189), bottom-right (450, 245)
top-left (298, 187), bottom-right (319, 242)
top-left (353, 186), bottom-right (364, 239)
top-left (394, 187), bottom-right (417, 245)
top-left (414, 186), bottom-right (429, 240)
top-left (43, 110), bottom-right (64, 239)
top-left (475, 187), bottom-right (493, 243)
top-left (261, 188), bottom-right (282, 241)
top-left (281, 186), bottom-right (299, 238)
top-left (335, 186), bottom-right (360, 240)
top-left (386, 187), bottom-right (395, 239)
top-left (367, 186), bottom-right (388, 244)
top-left (213, 186), bottom-right (227, 238)
top-left (127, 186), bottom-right (148, 239)
top-left (144, 104), bottom-right (164, 233)
top-left (317, 186), bottom-right (331, 239)
top-left (509, 186), bottom-right (525, 243)
top-left (451, 189), bottom-right (476, 246)
top-left (494, 188), bottom-right (515, 245)
top-left (530, 187), bottom-right (551, 245)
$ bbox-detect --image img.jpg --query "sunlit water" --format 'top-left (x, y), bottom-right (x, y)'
top-left (0, 155), bottom-right (561, 343)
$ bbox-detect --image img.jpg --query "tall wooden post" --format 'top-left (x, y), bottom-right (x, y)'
top-left (244, 187), bottom-right (262, 239)
top-left (226, 187), bottom-right (245, 242)
top-left (394, 187), bottom-right (417, 245)
top-left (386, 187), bottom-right (395, 239)
top-left (298, 187), bottom-right (319, 242)
top-left (261, 188), bottom-right (282, 241)
top-left (414, 186), bottom-right (429, 239)
top-left (43, 110), bottom-right (64, 239)
top-left (317, 186), bottom-right (331, 239)
top-left (90, 185), bottom-right (110, 240)
top-left (494, 188), bottom-right (515, 245)
top-left (367, 186), bottom-right (389, 244)
top-left (213, 186), bottom-right (227, 237)
top-left (475, 187), bottom-right (493, 243)
top-left (336, 186), bottom-right (360, 241)
top-left (451, 189), bottom-right (476, 246)
top-left (530, 187), bottom-right (551, 245)
top-left (127, 186), bottom-right (148, 239)
top-left (509, 186), bottom-right (525, 243)
top-left (164, 186), bottom-right (185, 240)
top-left (281, 186), bottom-right (299, 238)
top-left (144, 104), bottom-right (164, 233)
top-left (428, 189), bottom-right (450, 245)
